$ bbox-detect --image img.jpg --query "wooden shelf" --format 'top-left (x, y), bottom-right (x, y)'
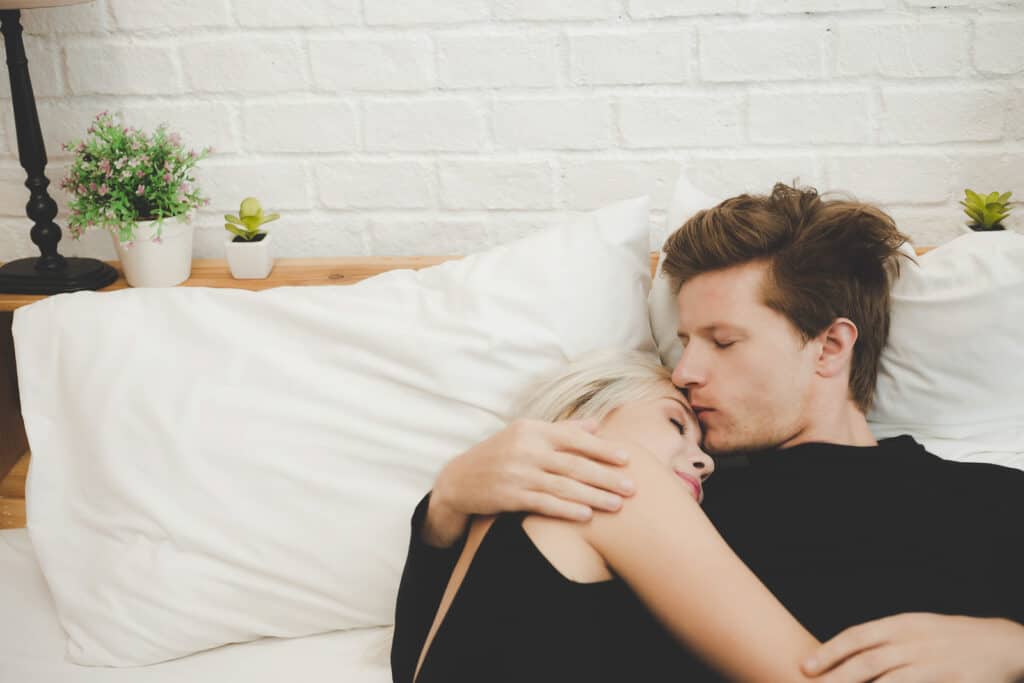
top-left (0, 450), bottom-right (28, 530)
top-left (0, 450), bottom-right (27, 498)
top-left (0, 256), bottom-right (468, 312)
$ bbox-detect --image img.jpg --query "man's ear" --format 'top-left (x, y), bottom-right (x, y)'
top-left (815, 317), bottom-right (858, 379)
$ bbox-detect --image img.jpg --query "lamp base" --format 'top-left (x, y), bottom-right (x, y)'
top-left (0, 256), bottom-right (119, 294)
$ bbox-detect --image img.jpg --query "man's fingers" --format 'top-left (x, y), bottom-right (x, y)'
top-left (811, 645), bottom-right (908, 683)
top-left (551, 422), bottom-right (632, 467)
top-left (535, 472), bottom-right (624, 512)
top-left (567, 417), bottom-right (600, 433)
top-left (517, 490), bottom-right (593, 522)
top-left (543, 448), bottom-right (636, 497)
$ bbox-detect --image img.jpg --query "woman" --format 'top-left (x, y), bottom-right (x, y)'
top-left (395, 349), bottom-right (820, 683)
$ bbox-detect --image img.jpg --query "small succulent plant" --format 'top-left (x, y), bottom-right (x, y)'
top-left (960, 189), bottom-right (1012, 231)
top-left (224, 197), bottom-right (280, 241)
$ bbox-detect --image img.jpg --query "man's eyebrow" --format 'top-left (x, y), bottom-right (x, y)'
top-left (666, 396), bottom-right (699, 427)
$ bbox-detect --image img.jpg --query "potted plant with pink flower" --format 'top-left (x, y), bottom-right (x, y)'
top-left (60, 111), bottom-right (211, 287)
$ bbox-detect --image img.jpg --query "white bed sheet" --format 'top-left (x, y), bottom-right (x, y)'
top-left (0, 529), bottom-right (394, 683)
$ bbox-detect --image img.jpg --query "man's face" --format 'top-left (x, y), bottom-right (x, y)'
top-left (671, 261), bottom-right (820, 455)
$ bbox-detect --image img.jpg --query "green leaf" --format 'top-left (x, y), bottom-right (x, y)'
top-left (964, 188), bottom-right (982, 205)
top-left (260, 212), bottom-right (280, 225)
top-left (224, 214), bottom-right (244, 226)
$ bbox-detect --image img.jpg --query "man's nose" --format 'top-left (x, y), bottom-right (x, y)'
top-left (671, 343), bottom-right (705, 388)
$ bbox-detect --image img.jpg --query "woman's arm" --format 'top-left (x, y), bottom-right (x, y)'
top-left (581, 444), bottom-right (819, 683)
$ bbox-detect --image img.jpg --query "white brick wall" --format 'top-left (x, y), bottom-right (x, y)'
top-left (0, 0), bottom-right (1021, 261)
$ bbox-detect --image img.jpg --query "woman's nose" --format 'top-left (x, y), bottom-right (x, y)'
top-left (690, 451), bottom-right (715, 481)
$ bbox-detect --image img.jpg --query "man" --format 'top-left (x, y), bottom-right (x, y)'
top-left (393, 183), bottom-right (1024, 682)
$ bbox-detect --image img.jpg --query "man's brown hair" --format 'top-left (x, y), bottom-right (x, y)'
top-left (661, 182), bottom-right (911, 412)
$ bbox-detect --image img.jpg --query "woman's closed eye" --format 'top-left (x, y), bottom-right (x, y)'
top-left (669, 418), bottom-right (686, 436)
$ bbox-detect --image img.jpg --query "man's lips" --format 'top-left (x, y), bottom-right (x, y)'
top-left (692, 406), bottom-right (714, 423)
top-left (674, 471), bottom-right (703, 503)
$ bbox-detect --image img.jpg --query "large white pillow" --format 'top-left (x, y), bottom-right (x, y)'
top-left (13, 196), bottom-right (655, 667)
top-left (869, 231), bottom-right (1024, 469)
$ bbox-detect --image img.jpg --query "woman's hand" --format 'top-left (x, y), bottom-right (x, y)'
top-left (422, 418), bottom-right (637, 547)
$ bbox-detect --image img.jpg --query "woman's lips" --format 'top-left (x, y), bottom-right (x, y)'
top-left (674, 471), bottom-right (703, 503)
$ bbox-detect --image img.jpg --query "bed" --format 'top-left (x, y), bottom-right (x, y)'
top-left (0, 185), bottom-right (1019, 679)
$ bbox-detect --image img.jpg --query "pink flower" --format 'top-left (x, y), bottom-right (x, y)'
top-left (89, 182), bottom-right (97, 191)
top-left (115, 158), bottom-right (126, 169)
top-left (98, 184), bottom-right (108, 196)
top-left (189, 150), bottom-right (197, 158)
top-left (136, 184), bottom-right (145, 196)
top-left (169, 132), bottom-right (181, 146)
top-left (136, 169), bottom-right (144, 178)
top-left (163, 173), bottom-right (172, 183)
top-left (98, 159), bottom-right (111, 173)
top-left (77, 184), bottom-right (86, 194)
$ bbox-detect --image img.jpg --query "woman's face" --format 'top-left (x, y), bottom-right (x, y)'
top-left (597, 382), bottom-right (714, 503)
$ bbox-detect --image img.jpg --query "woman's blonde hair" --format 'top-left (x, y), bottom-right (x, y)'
top-left (513, 348), bottom-right (674, 423)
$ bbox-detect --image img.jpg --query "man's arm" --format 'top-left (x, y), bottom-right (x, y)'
top-left (418, 418), bottom-right (637, 547)
top-left (802, 614), bottom-right (1024, 683)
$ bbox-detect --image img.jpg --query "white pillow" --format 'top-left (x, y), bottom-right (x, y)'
top-left (869, 231), bottom-right (1024, 470)
top-left (13, 196), bottom-right (655, 667)
top-left (650, 171), bottom-right (721, 368)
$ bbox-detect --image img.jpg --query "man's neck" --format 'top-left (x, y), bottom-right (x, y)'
top-left (778, 400), bottom-right (877, 450)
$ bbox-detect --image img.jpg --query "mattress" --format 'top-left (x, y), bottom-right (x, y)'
top-left (0, 529), bottom-right (394, 683)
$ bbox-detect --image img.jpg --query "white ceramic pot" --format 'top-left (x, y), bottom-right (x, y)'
top-left (224, 232), bottom-right (274, 279)
top-left (961, 223), bottom-right (1007, 235)
top-left (110, 218), bottom-right (194, 288)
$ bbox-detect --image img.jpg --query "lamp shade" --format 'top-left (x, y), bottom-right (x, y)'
top-left (0, 0), bottom-right (91, 8)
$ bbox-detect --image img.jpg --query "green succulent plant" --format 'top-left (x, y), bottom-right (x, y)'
top-left (960, 189), bottom-right (1012, 231)
top-left (224, 197), bottom-right (280, 241)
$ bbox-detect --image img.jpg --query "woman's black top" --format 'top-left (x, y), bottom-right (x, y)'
top-left (391, 508), bottom-right (688, 683)
top-left (392, 436), bottom-right (1024, 683)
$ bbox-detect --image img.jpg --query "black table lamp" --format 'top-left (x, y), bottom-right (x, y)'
top-left (0, 0), bottom-right (117, 294)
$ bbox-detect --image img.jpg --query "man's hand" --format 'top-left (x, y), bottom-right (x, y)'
top-left (422, 418), bottom-right (637, 547)
top-left (802, 613), bottom-right (1024, 682)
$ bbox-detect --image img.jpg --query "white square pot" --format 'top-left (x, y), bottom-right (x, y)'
top-left (224, 233), bottom-right (274, 279)
top-left (110, 219), bottom-right (194, 288)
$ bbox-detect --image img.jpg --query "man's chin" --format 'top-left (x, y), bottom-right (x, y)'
top-left (701, 429), bottom-right (774, 456)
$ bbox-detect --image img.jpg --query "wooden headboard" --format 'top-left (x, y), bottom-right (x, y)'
top-left (0, 248), bottom-right (934, 529)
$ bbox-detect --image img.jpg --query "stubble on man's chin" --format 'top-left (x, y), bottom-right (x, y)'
top-left (700, 427), bottom-right (786, 458)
